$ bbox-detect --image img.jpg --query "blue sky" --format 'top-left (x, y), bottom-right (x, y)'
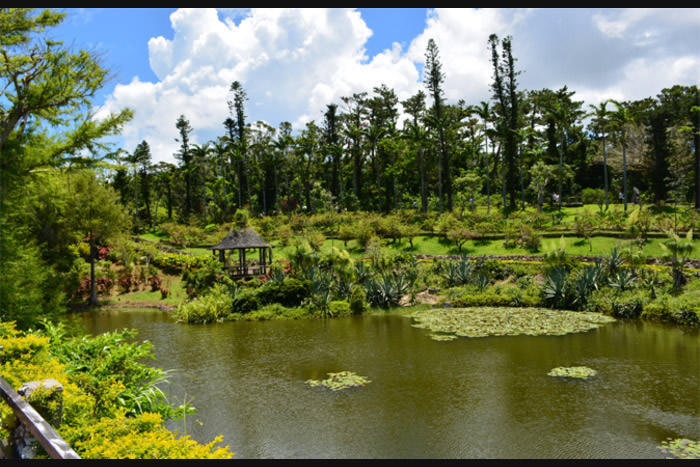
top-left (50, 8), bottom-right (700, 164)
top-left (55, 8), bottom-right (429, 100)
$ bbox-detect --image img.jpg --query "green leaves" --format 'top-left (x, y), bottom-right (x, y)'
top-left (658, 438), bottom-right (700, 459)
top-left (407, 307), bottom-right (615, 340)
top-left (547, 366), bottom-right (597, 379)
top-left (306, 371), bottom-right (371, 391)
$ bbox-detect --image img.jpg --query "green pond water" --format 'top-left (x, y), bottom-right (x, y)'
top-left (77, 309), bottom-right (699, 459)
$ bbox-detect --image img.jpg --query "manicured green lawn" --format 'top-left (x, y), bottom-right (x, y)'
top-left (270, 234), bottom-right (700, 261)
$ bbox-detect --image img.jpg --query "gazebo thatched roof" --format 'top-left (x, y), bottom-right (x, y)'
top-left (210, 226), bottom-right (272, 250)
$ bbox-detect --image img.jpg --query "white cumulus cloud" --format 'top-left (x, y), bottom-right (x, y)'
top-left (99, 7), bottom-right (427, 163)
top-left (96, 8), bottom-right (700, 164)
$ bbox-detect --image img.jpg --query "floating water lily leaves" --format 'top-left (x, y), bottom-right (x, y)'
top-left (658, 438), bottom-right (700, 459)
top-left (429, 333), bottom-right (457, 342)
top-left (547, 366), bottom-right (597, 379)
top-left (306, 371), bottom-right (371, 391)
top-left (406, 307), bottom-right (615, 340)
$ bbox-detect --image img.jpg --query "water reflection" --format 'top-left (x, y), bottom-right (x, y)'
top-left (77, 310), bottom-right (699, 459)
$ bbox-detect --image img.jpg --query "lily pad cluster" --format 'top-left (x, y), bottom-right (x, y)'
top-left (406, 307), bottom-right (615, 340)
top-left (306, 371), bottom-right (371, 391)
top-left (547, 366), bottom-right (597, 379)
top-left (429, 333), bottom-right (457, 342)
top-left (658, 438), bottom-right (700, 459)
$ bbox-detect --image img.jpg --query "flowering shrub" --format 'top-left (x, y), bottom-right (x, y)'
top-left (0, 322), bottom-right (234, 459)
top-left (0, 322), bottom-right (233, 459)
top-left (62, 413), bottom-right (233, 459)
top-left (118, 275), bottom-right (141, 293)
top-left (72, 275), bottom-right (115, 301)
top-left (148, 275), bottom-right (163, 292)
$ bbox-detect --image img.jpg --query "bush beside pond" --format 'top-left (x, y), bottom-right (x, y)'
top-left (0, 322), bottom-right (233, 459)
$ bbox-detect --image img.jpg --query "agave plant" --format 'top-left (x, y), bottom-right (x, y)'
top-left (441, 256), bottom-right (473, 287)
top-left (660, 229), bottom-right (695, 291)
top-left (363, 273), bottom-right (409, 308)
top-left (608, 268), bottom-right (636, 292)
top-left (639, 270), bottom-right (661, 299)
top-left (542, 266), bottom-right (569, 308)
top-left (454, 256), bottom-right (473, 284)
top-left (476, 272), bottom-right (490, 291)
top-left (572, 264), bottom-right (604, 306)
top-left (354, 260), bottom-right (373, 284)
top-left (605, 246), bottom-right (625, 276)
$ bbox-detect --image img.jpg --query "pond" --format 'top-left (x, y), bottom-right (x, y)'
top-left (77, 308), bottom-right (699, 459)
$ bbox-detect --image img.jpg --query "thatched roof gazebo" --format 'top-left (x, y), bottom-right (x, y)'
top-left (210, 226), bottom-right (273, 278)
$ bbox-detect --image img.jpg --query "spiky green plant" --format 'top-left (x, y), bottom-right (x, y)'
top-left (542, 266), bottom-right (569, 308)
top-left (660, 229), bottom-right (695, 290)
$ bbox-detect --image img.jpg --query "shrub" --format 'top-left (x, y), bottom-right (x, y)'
top-left (230, 287), bottom-right (261, 315)
top-left (148, 275), bottom-right (162, 292)
top-left (447, 227), bottom-right (476, 253)
top-left (353, 220), bottom-right (374, 250)
top-left (175, 284), bottom-right (232, 324)
top-left (518, 225), bottom-right (541, 252)
top-left (349, 286), bottom-right (368, 314)
top-left (181, 257), bottom-right (233, 298)
top-left (244, 303), bottom-right (308, 321)
top-left (580, 187), bottom-right (605, 208)
top-left (61, 412), bottom-right (233, 459)
top-left (542, 237), bottom-right (579, 272)
top-left (327, 300), bottom-right (352, 317)
top-left (118, 275), bottom-right (141, 293)
top-left (474, 258), bottom-right (513, 281)
top-left (159, 222), bottom-right (206, 249)
top-left (642, 292), bottom-right (700, 326)
top-left (0, 322), bottom-right (233, 459)
top-left (256, 278), bottom-right (311, 308)
top-left (585, 288), bottom-right (647, 318)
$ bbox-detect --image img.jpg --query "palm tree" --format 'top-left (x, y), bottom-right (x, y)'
top-left (191, 142), bottom-right (213, 221)
top-left (210, 137), bottom-right (232, 218)
top-left (340, 92), bottom-right (368, 206)
top-left (124, 141), bottom-right (152, 230)
top-left (401, 119), bottom-right (430, 213)
top-left (273, 122), bottom-right (294, 213)
top-left (609, 100), bottom-right (634, 211)
top-left (474, 101), bottom-right (493, 212)
top-left (515, 126), bottom-right (538, 210)
top-left (425, 38), bottom-right (450, 212)
top-left (546, 89), bottom-right (585, 211)
top-left (588, 100), bottom-right (613, 210)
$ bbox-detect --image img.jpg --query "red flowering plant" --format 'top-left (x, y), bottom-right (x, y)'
top-left (149, 275), bottom-right (163, 292)
top-left (71, 274), bottom-right (115, 301)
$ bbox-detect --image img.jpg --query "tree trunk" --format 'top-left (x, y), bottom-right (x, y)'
top-left (89, 239), bottom-right (98, 306)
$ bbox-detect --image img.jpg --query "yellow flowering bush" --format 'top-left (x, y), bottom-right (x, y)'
top-left (0, 321), bottom-right (234, 459)
top-left (61, 412), bottom-right (233, 459)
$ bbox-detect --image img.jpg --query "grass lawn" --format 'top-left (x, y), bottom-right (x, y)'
top-left (269, 234), bottom-right (700, 261)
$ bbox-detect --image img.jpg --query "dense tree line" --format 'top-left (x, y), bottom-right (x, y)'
top-left (1, 8), bottom-right (699, 328)
top-left (111, 36), bottom-right (700, 231)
